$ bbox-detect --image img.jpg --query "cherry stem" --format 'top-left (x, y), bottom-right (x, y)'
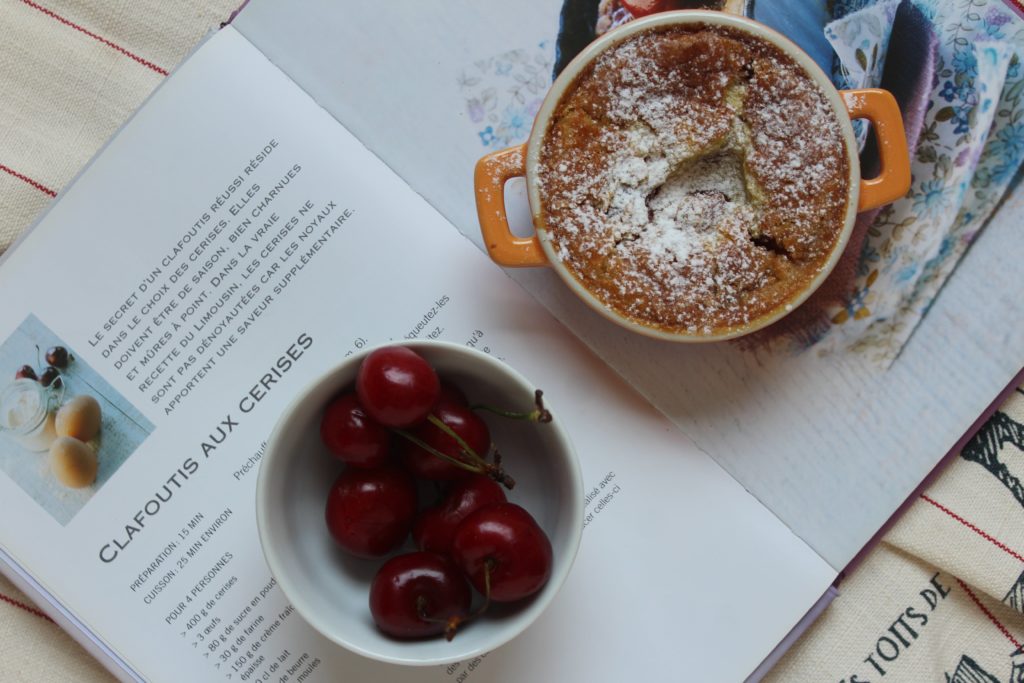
top-left (425, 415), bottom-right (516, 490)
top-left (391, 428), bottom-right (482, 475)
top-left (470, 389), bottom-right (552, 424)
top-left (427, 414), bottom-right (488, 467)
top-left (416, 595), bottom-right (463, 638)
top-left (438, 558), bottom-right (495, 641)
top-left (490, 467), bottom-right (516, 490)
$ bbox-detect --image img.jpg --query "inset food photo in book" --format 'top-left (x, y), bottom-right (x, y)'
top-left (0, 314), bottom-right (154, 525)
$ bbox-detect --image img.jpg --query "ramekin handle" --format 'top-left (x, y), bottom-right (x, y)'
top-left (841, 89), bottom-right (912, 212)
top-left (474, 144), bottom-right (548, 268)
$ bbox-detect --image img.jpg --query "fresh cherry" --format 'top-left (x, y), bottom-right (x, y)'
top-left (45, 346), bottom-right (70, 369)
top-left (451, 503), bottom-right (553, 602)
top-left (401, 403), bottom-right (491, 480)
top-left (356, 346), bottom-right (440, 428)
top-left (413, 475), bottom-right (507, 555)
top-left (320, 393), bottom-right (391, 468)
top-left (621, 0), bottom-right (711, 16)
top-left (15, 365), bottom-right (37, 381)
top-left (620, 0), bottom-right (669, 16)
top-left (38, 366), bottom-right (61, 388)
top-left (325, 466), bottom-right (417, 558)
top-left (436, 382), bottom-right (468, 410)
top-left (369, 551), bottom-right (471, 639)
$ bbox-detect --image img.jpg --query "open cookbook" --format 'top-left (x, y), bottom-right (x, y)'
top-left (0, 2), bottom-right (1021, 681)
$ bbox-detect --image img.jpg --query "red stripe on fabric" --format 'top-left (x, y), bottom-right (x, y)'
top-left (956, 577), bottom-right (1023, 651)
top-left (19, 0), bottom-right (169, 76)
top-left (920, 494), bottom-right (1024, 564)
top-left (0, 164), bottom-right (57, 197)
top-left (0, 592), bottom-right (54, 623)
top-left (1003, 0), bottom-right (1024, 18)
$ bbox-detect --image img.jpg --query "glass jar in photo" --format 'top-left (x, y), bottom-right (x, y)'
top-left (0, 378), bottom-right (63, 452)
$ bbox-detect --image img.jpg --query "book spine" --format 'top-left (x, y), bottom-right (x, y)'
top-left (745, 585), bottom-right (840, 682)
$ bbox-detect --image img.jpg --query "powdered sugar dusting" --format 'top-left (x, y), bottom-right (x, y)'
top-left (537, 26), bottom-right (849, 335)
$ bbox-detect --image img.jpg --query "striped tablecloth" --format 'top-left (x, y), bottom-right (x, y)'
top-left (0, 0), bottom-right (237, 253)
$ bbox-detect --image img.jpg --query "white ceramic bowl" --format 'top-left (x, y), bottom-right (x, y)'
top-left (256, 341), bottom-right (583, 666)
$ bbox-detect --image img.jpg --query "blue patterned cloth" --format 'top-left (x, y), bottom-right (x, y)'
top-left (457, 42), bottom-right (554, 152)
top-left (816, 0), bottom-right (1024, 365)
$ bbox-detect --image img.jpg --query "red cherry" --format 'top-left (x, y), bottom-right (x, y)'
top-left (400, 403), bottom-right (491, 480)
top-left (451, 503), bottom-right (553, 602)
top-left (620, 0), bottom-right (670, 16)
top-left (320, 393), bottom-right (391, 468)
top-left (413, 475), bottom-right (507, 555)
top-left (369, 552), bottom-right (471, 639)
top-left (45, 346), bottom-right (70, 369)
top-left (356, 346), bottom-right (440, 428)
top-left (436, 382), bottom-right (468, 410)
top-left (324, 466), bottom-right (417, 558)
top-left (15, 365), bottom-right (37, 381)
top-left (38, 366), bottom-right (61, 387)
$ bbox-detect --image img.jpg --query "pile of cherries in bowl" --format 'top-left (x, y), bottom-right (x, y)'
top-left (320, 345), bottom-right (555, 641)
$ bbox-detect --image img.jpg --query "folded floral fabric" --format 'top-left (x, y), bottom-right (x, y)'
top-left (812, 0), bottom-right (1024, 365)
top-left (457, 43), bottom-right (554, 153)
top-left (827, 0), bottom-right (902, 146)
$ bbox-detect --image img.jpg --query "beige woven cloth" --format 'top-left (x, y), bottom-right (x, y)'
top-left (0, 0), bottom-right (237, 254)
top-left (766, 390), bottom-right (1024, 681)
top-left (2, 1), bottom-right (1023, 681)
top-left (0, 2), bottom-right (235, 680)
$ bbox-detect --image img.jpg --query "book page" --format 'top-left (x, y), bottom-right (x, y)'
top-left (0, 27), bottom-right (833, 682)
top-left (233, 0), bottom-right (1024, 569)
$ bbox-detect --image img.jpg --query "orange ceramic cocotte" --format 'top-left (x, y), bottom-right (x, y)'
top-left (474, 9), bottom-right (910, 343)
